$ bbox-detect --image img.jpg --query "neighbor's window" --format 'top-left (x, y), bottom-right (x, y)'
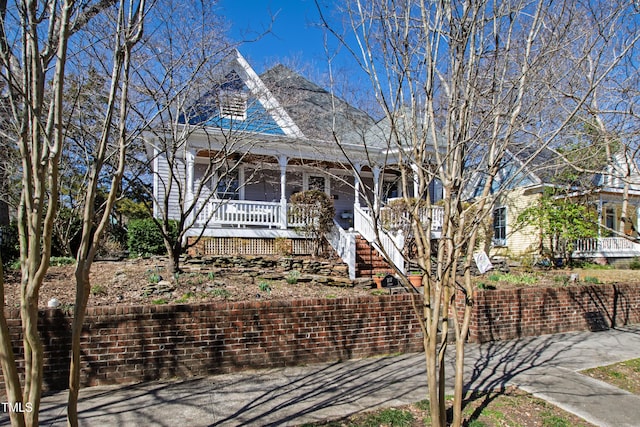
top-left (493, 206), bottom-right (507, 246)
top-left (605, 206), bottom-right (617, 232)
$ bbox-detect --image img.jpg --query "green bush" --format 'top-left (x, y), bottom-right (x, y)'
top-left (0, 222), bottom-right (19, 264)
top-left (630, 257), bottom-right (640, 270)
top-left (50, 256), bottom-right (76, 266)
top-left (127, 218), bottom-right (176, 256)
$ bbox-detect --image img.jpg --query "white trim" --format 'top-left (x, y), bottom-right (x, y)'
top-left (492, 206), bottom-right (507, 247)
top-left (231, 50), bottom-right (305, 138)
top-left (185, 227), bottom-right (305, 239)
top-left (153, 147), bottom-right (159, 218)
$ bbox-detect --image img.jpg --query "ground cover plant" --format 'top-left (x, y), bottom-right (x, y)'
top-left (1, 257), bottom-right (374, 309)
top-left (2, 257), bottom-right (640, 309)
top-left (300, 388), bottom-right (595, 427)
top-left (581, 358), bottom-right (640, 395)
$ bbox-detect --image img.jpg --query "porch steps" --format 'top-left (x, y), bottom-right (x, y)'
top-left (355, 236), bottom-right (392, 278)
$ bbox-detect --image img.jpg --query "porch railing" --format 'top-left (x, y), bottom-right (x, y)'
top-left (195, 199), bottom-right (314, 229)
top-left (327, 220), bottom-right (356, 280)
top-left (380, 205), bottom-right (444, 233)
top-left (354, 205), bottom-right (406, 274)
top-left (574, 237), bottom-right (640, 254)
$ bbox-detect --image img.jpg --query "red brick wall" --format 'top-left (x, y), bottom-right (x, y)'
top-left (1, 295), bottom-right (423, 391)
top-left (463, 284), bottom-right (640, 343)
top-left (2, 284), bottom-right (639, 392)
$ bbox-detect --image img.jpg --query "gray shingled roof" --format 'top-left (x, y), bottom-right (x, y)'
top-left (259, 65), bottom-right (374, 142)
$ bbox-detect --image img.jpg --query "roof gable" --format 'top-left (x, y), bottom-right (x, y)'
top-left (595, 150), bottom-right (640, 191)
top-left (184, 50), bottom-right (304, 138)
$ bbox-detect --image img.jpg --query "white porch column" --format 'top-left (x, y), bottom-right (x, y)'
top-left (353, 163), bottom-right (362, 208)
top-left (185, 149), bottom-right (196, 223)
top-left (372, 165), bottom-right (381, 212)
top-left (411, 163), bottom-right (419, 198)
top-left (278, 155), bottom-right (288, 229)
top-left (597, 197), bottom-right (603, 238)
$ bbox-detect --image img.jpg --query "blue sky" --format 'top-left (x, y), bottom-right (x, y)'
top-left (217, 0), bottom-right (344, 74)
top-left (216, 0), bottom-right (375, 112)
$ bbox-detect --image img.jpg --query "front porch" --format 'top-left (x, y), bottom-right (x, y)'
top-left (187, 197), bottom-right (445, 279)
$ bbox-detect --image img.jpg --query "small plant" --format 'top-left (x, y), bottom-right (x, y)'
top-left (50, 256), bottom-right (76, 266)
top-left (553, 275), bottom-right (570, 286)
top-left (207, 271), bottom-right (215, 280)
top-left (476, 282), bottom-right (495, 290)
top-left (467, 419), bottom-right (488, 427)
top-left (584, 276), bottom-right (600, 284)
top-left (258, 281), bottom-right (272, 293)
top-left (630, 257), bottom-right (640, 270)
top-left (370, 289), bottom-right (386, 296)
top-left (376, 271), bottom-right (386, 277)
top-left (152, 298), bottom-right (168, 305)
top-left (360, 408), bottom-right (414, 426)
top-left (210, 288), bottom-right (231, 299)
top-left (148, 272), bottom-right (161, 284)
top-left (488, 272), bottom-right (537, 285)
top-left (541, 412), bottom-right (571, 427)
top-left (90, 284), bottom-right (107, 296)
top-left (175, 292), bottom-right (195, 303)
top-left (286, 270), bottom-right (300, 285)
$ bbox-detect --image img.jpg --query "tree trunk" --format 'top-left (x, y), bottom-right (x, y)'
top-left (0, 261), bottom-right (26, 427)
top-left (67, 264), bottom-right (91, 427)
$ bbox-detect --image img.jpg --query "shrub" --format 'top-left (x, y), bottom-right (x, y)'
top-left (290, 190), bottom-right (335, 256)
top-left (127, 218), bottom-right (176, 256)
top-left (630, 257), bottom-right (640, 270)
top-left (50, 256), bottom-right (76, 266)
top-left (0, 222), bottom-right (19, 264)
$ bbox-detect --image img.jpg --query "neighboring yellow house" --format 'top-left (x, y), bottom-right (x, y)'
top-left (490, 186), bottom-right (544, 258)
top-left (482, 150), bottom-right (640, 262)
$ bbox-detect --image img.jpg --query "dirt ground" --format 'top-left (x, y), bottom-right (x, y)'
top-left (1, 257), bottom-right (375, 310)
top-left (2, 257), bottom-right (639, 310)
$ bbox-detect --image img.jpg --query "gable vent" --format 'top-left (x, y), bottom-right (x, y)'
top-left (219, 91), bottom-right (247, 120)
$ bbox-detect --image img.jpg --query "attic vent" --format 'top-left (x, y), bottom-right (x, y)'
top-left (219, 91), bottom-right (247, 120)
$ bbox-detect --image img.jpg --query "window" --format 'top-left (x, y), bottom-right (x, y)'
top-left (219, 91), bottom-right (247, 120)
top-left (493, 207), bottom-right (507, 246)
top-left (605, 206), bottom-right (616, 232)
top-left (304, 173), bottom-right (330, 195)
top-left (308, 176), bottom-right (326, 192)
top-left (217, 169), bottom-right (240, 200)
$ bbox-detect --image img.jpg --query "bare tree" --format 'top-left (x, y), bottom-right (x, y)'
top-left (67, 3), bottom-right (146, 425)
top-left (128, 1), bottom-right (244, 274)
top-left (320, 1), bottom-right (640, 426)
top-left (0, 1), bottom-right (145, 426)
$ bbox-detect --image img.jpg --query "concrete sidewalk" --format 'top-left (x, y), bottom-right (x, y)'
top-left (3, 325), bottom-right (640, 426)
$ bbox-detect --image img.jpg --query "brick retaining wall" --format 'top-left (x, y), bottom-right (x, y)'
top-left (2, 295), bottom-right (423, 391)
top-left (466, 284), bottom-right (640, 342)
top-left (1, 283), bottom-right (639, 392)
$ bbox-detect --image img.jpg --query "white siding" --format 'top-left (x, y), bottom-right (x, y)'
top-left (155, 154), bottom-right (187, 220)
